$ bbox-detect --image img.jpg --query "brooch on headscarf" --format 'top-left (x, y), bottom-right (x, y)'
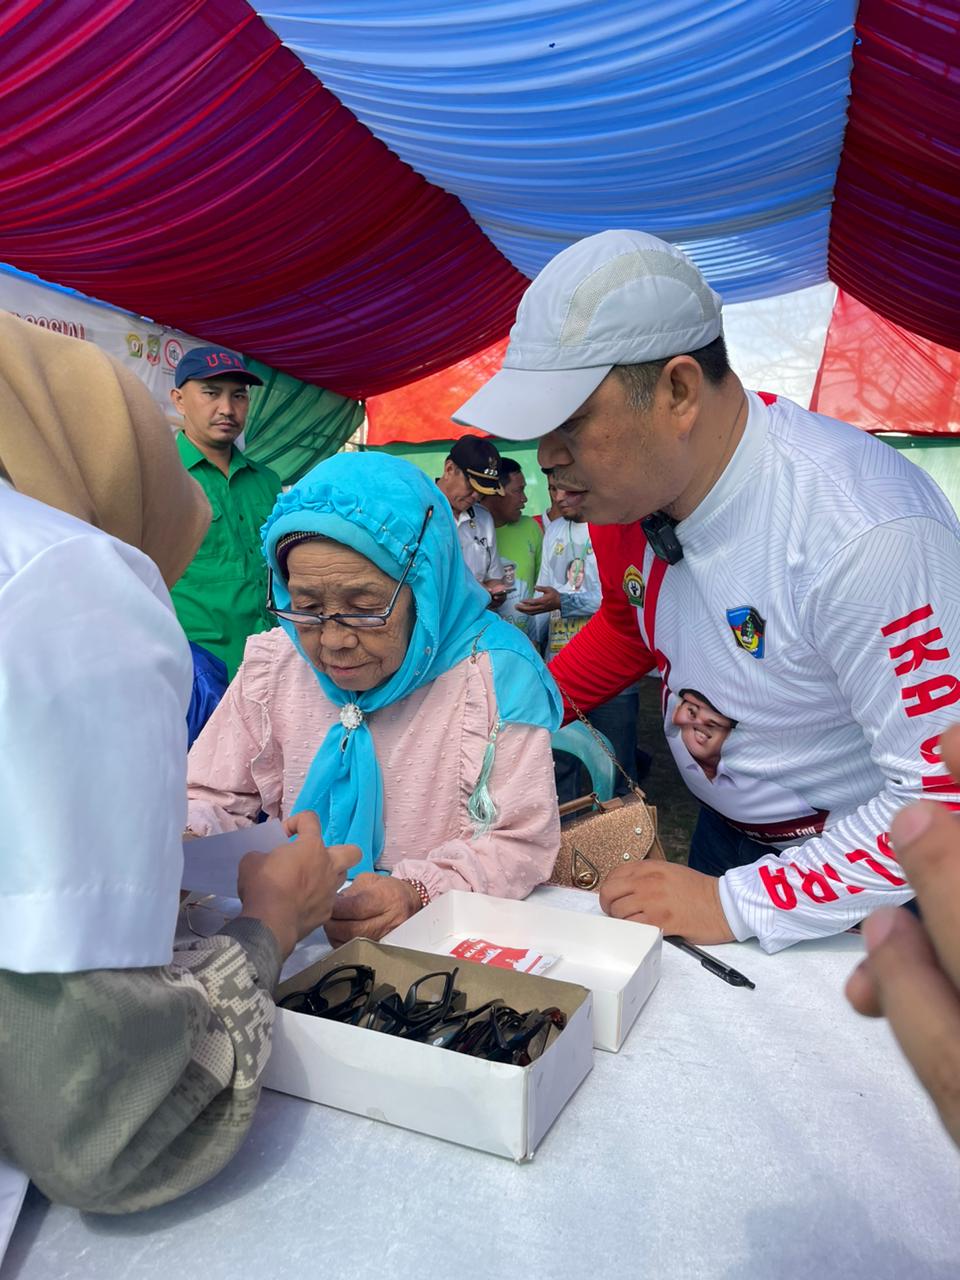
top-left (339, 703), bottom-right (364, 732)
top-left (338, 702), bottom-right (364, 751)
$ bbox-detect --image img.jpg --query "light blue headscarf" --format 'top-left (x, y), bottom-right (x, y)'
top-left (262, 452), bottom-right (561, 876)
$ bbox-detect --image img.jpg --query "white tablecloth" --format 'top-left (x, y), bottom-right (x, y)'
top-left (3, 889), bottom-right (959, 1280)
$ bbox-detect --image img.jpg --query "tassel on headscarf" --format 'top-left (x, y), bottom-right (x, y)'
top-left (467, 716), bottom-right (502, 837)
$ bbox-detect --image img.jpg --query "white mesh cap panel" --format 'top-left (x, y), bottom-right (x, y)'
top-left (505, 229), bottom-right (723, 370)
top-left (559, 250), bottom-right (720, 348)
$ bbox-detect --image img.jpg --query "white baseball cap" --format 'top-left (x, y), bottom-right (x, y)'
top-left (453, 229), bottom-right (723, 441)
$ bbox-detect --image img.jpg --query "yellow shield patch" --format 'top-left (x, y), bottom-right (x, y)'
top-left (622, 564), bottom-right (645, 608)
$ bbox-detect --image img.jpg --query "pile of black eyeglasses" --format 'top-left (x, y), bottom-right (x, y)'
top-left (278, 964), bottom-right (566, 1067)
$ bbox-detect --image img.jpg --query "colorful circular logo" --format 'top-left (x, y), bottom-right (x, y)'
top-left (164, 337), bottom-right (185, 369)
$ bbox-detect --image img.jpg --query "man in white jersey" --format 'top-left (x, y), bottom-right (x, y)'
top-left (453, 229), bottom-right (960, 953)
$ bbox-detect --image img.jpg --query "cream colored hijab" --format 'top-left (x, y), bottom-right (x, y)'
top-left (0, 311), bottom-right (209, 585)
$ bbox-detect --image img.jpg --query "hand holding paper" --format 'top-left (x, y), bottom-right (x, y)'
top-left (237, 811), bottom-right (360, 960)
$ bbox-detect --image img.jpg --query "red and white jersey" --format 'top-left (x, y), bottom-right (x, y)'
top-left (550, 391), bottom-right (960, 952)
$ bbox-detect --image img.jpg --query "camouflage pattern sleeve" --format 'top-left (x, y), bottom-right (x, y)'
top-left (0, 918), bottom-right (282, 1214)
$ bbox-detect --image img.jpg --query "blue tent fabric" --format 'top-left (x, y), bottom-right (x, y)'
top-left (258, 0), bottom-right (857, 297)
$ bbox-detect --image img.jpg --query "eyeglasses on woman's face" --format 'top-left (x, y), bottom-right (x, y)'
top-left (267, 506), bottom-right (433, 630)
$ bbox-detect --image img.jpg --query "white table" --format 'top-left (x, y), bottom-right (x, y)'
top-left (3, 890), bottom-right (959, 1280)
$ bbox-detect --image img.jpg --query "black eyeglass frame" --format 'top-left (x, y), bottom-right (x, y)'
top-left (266, 505), bottom-right (434, 630)
top-left (277, 963), bottom-right (378, 1020)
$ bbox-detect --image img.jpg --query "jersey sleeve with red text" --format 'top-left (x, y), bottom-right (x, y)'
top-left (548, 522), bottom-right (655, 721)
top-left (719, 515), bottom-right (960, 952)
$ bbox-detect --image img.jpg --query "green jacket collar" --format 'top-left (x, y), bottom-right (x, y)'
top-left (176, 431), bottom-right (251, 476)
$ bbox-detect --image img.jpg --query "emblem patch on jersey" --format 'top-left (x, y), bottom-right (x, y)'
top-left (622, 564), bottom-right (645, 608)
top-left (726, 606), bottom-right (765, 658)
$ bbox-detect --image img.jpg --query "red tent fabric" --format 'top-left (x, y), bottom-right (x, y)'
top-left (0, 0), bottom-right (526, 399)
top-left (828, 0), bottom-right (960, 352)
top-left (810, 290), bottom-right (960, 434)
top-left (366, 338), bottom-right (508, 445)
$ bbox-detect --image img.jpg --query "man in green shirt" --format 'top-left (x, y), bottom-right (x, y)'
top-left (169, 347), bottom-right (281, 680)
top-left (483, 457), bottom-right (544, 641)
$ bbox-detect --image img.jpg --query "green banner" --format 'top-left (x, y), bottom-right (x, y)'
top-left (243, 357), bottom-right (364, 485)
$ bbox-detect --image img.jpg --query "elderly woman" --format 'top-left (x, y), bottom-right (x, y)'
top-left (187, 452), bottom-right (562, 942)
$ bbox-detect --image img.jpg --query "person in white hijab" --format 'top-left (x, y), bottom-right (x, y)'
top-left (0, 314), bottom-right (356, 1213)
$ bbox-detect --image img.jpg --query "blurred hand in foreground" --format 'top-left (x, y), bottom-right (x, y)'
top-left (846, 724), bottom-right (960, 1149)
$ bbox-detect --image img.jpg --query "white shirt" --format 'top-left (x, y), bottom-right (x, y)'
top-left (0, 485), bottom-right (193, 972)
top-left (668, 735), bottom-right (827, 837)
top-left (538, 516), bottom-right (602, 653)
top-left (623, 392), bottom-right (960, 951)
top-left (456, 504), bottom-right (503, 583)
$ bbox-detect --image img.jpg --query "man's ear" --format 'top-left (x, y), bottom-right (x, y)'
top-left (169, 386), bottom-right (184, 414)
top-left (663, 355), bottom-right (702, 439)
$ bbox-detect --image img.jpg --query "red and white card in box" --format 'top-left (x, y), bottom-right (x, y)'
top-left (386, 889), bottom-right (661, 1052)
top-left (448, 937), bottom-right (559, 975)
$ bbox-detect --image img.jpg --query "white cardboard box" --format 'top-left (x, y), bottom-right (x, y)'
top-left (385, 891), bottom-right (661, 1052)
top-left (263, 938), bottom-right (593, 1162)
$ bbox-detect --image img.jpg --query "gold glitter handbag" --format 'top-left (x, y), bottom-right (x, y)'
top-left (548, 701), bottom-right (665, 892)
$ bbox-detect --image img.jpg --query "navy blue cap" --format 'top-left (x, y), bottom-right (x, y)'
top-left (174, 346), bottom-right (264, 389)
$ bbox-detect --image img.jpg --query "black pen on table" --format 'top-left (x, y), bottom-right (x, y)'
top-left (664, 935), bottom-right (755, 989)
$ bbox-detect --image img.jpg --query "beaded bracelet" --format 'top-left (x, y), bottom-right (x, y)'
top-left (403, 878), bottom-right (431, 911)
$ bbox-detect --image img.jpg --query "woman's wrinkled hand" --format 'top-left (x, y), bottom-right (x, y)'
top-left (325, 873), bottom-right (422, 946)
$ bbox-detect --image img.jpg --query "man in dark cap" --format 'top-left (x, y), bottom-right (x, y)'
top-left (169, 346), bottom-right (281, 679)
top-left (436, 436), bottom-right (508, 606)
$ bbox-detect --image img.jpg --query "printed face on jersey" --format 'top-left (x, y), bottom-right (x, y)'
top-left (566, 555), bottom-right (586, 590)
top-left (726, 606), bottom-right (766, 658)
top-left (622, 564), bottom-right (645, 608)
top-left (672, 689), bottom-right (736, 781)
top-left (536, 367), bottom-right (696, 525)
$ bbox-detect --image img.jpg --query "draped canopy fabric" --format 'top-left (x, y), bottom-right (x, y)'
top-left (242, 358), bottom-right (365, 484)
top-left (0, 0), bottom-right (527, 399)
top-left (828, 0), bottom-right (960, 352)
top-left (0, 0), bottom-right (958, 420)
top-left (261, 0), bottom-right (857, 300)
top-left (810, 290), bottom-right (960, 434)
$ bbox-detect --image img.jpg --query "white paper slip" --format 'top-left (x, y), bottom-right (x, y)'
top-left (181, 820), bottom-right (287, 897)
top-left (0, 1158), bottom-right (28, 1267)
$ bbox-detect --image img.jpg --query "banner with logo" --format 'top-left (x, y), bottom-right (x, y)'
top-left (0, 267), bottom-right (365, 480)
top-left (0, 266), bottom-right (198, 422)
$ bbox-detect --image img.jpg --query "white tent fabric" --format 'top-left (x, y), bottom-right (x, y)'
top-left (722, 281), bottom-right (836, 407)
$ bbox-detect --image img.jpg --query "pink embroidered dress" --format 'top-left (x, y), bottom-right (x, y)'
top-left (187, 628), bottom-right (560, 902)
